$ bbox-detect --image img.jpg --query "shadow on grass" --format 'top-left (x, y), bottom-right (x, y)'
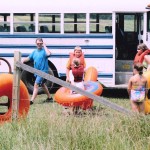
top-left (101, 88), bottom-right (129, 98)
top-left (70, 105), bottom-right (110, 118)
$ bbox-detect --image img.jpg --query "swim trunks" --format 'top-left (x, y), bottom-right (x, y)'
top-left (130, 87), bottom-right (145, 102)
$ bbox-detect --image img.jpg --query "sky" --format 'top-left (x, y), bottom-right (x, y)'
top-left (1, 0), bottom-right (150, 13)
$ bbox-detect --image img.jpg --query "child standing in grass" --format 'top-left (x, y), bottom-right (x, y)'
top-left (66, 46), bottom-right (86, 86)
top-left (64, 46), bottom-right (86, 115)
top-left (127, 63), bottom-right (147, 113)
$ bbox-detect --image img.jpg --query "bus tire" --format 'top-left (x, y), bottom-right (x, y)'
top-left (21, 61), bottom-right (58, 94)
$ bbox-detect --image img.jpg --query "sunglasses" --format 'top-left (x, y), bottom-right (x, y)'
top-left (37, 43), bottom-right (43, 45)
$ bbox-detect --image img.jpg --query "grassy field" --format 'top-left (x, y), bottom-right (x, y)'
top-left (0, 94), bottom-right (150, 150)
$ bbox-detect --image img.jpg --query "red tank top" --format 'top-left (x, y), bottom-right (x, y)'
top-left (72, 66), bottom-right (84, 82)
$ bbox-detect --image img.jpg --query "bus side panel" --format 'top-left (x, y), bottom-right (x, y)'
top-left (0, 35), bottom-right (115, 87)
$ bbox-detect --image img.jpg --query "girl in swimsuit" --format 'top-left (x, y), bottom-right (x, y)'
top-left (127, 63), bottom-right (147, 113)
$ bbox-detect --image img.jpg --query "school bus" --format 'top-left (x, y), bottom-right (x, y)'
top-left (0, 0), bottom-right (150, 93)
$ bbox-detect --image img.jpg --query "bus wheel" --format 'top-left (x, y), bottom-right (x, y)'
top-left (21, 61), bottom-right (58, 94)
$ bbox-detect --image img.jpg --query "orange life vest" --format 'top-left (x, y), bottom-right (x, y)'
top-left (134, 49), bottom-right (150, 64)
top-left (69, 52), bottom-right (84, 68)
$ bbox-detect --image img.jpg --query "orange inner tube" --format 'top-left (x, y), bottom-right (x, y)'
top-left (143, 71), bottom-right (150, 114)
top-left (84, 66), bottom-right (98, 82)
top-left (0, 74), bottom-right (30, 123)
top-left (55, 81), bottom-right (103, 109)
top-left (0, 58), bottom-right (12, 74)
top-left (54, 67), bottom-right (103, 110)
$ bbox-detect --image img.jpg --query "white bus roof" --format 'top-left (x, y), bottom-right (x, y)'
top-left (1, 0), bottom-right (150, 13)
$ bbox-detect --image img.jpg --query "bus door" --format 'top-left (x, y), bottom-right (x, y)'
top-left (115, 13), bottom-right (144, 85)
top-left (146, 11), bottom-right (150, 48)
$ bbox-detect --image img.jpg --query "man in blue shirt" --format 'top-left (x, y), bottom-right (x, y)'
top-left (22, 38), bottom-right (53, 105)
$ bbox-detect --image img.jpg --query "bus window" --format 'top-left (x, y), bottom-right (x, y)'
top-left (0, 13), bottom-right (10, 33)
top-left (90, 13), bottom-right (112, 33)
top-left (16, 26), bottom-right (27, 32)
top-left (0, 26), bottom-right (4, 32)
top-left (39, 13), bottom-right (60, 33)
top-left (105, 26), bottom-right (112, 33)
top-left (13, 13), bottom-right (35, 33)
top-left (29, 25), bottom-right (35, 32)
top-left (124, 15), bottom-right (137, 32)
top-left (39, 25), bottom-right (49, 33)
top-left (64, 13), bottom-right (86, 33)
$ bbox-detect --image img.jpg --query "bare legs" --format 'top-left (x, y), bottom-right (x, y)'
top-left (41, 83), bottom-right (51, 99)
top-left (130, 100), bottom-right (145, 114)
top-left (31, 83), bottom-right (51, 102)
top-left (31, 83), bottom-right (39, 102)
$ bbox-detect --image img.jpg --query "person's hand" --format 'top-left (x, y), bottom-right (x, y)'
top-left (43, 42), bottom-right (46, 47)
top-left (66, 77), bottom-right (71, 83)
top-left (21, 58), bottom-right (25, 63)
top-left (66, 80), bottom-right (71, 83)
top-left (21, 57), bottom-right (30, 63)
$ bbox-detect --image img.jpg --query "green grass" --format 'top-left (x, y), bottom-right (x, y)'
top-left (0, 94), bottom-right (150, 150)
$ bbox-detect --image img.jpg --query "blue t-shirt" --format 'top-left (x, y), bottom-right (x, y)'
top-left (29, 48), bottom-right (49, 73)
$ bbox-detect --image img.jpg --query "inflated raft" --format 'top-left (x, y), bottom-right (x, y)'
top-left (54, 66), bottom-right (103, 110)
top-left (0, 74), bottom-right (30, 123)
top-left (84, 66), bottom-right (98, 82)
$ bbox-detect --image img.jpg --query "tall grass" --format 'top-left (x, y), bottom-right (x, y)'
top-left (0, 95), bottom-right (150, 150)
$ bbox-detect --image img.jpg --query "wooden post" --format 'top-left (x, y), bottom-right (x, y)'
top-left (12, 51), bottom-right (21, 121)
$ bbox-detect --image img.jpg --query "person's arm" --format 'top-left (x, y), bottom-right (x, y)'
top-left (144, 55), bottom-right (150, 64)
top-left (127, 78), bottom-right (132, 96)
top-left (22, 56), bottom-right (30, 63)
top-left (66, 59), bottom-right (71, 82)
top-left (43, 43), bottom-right (51, 56)
top-left (66, 68), bottom-right (70, 82)
top-left (83, 59), bottom-right (86, 68)
top-left (145, 80), bottom-right (148, 96)
top-left (83, 59), bottom-right (86, 72)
